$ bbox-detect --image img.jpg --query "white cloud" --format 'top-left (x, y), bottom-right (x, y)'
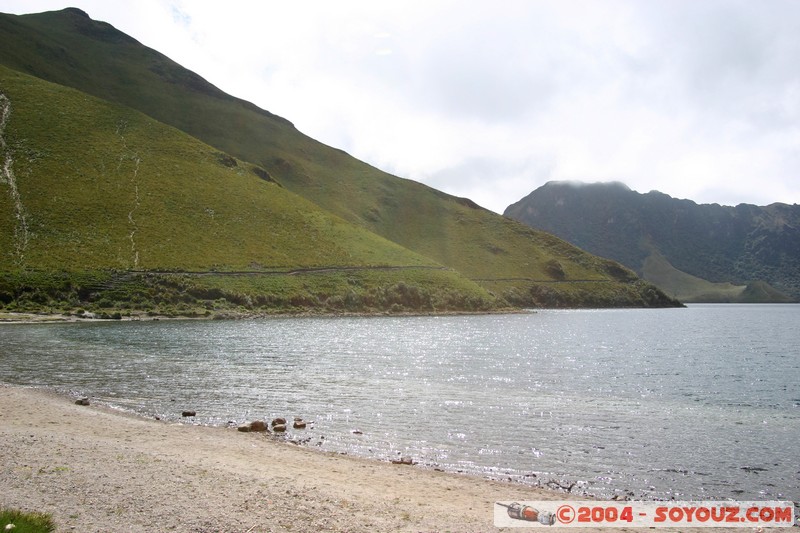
top-left (3, 0), bottom-right (799, 212)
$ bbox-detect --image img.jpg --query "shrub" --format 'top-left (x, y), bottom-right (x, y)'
top-left (544, 259), bottom-right (566, 280)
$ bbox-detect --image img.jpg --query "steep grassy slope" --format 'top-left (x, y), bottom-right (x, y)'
top-left (506, 181), bottom-right (799, 302)
top-left (0, 8), bottom-right (680, 308)
top-left (0, 66), bottom-right (438, 271)
top-left (642, 251), bottom-right (747, 302)
top-left (0, 65), bottom-right (497, 314)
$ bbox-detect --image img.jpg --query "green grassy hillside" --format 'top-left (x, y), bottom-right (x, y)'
top-left (643, 252), bottom-right (795, 303)
top-left (0, 8), bottom-right (680, 308)
top-left (642, 251), bottom-right (746, 302)
top-left (0, 65), bottom-right (497, 315)
top-left (0, 65), bottom-right (442, 271)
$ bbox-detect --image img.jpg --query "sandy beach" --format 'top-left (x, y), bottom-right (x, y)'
top-left (0, 385), bottom-right (771, 532)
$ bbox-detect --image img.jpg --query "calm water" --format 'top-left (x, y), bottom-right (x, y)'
top-left (1, 305), bottom-right (798, 502)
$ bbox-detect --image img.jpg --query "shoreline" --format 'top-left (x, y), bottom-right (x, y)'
top-left (2, 383), bottom-right (566, 532)
top-left (0, 308), bottom-right (532, 325)
top-left (0, 384), bottom-right (753, 532)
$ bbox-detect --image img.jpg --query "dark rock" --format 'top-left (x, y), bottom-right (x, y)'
top-left (272, 424), bottom-right (287, 433)
top-left (251, 166), bottom-right (280, 185)
top-left (215, 152), bottom-right (238, 168)
top-left (249, 420), bottom-right (268, 432)
top-left (237, 424), bottom-right (251, 432)
top-left (271, 417), bottom-right (286, 427)
top-left (181, 410), bottom-right (196, 417)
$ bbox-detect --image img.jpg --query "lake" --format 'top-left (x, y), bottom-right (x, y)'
top-left (1, 304), bottom-right (798, 502)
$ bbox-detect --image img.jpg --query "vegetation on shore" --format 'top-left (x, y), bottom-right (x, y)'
top-left (0, 268), bottom-right (499, 318)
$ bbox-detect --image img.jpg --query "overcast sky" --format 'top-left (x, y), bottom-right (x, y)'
top-left (3, 1), bottom-right (800, 213)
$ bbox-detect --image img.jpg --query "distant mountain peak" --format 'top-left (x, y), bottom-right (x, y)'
top-left (62, 7), bottom-right (91, 19)
top-left (505, 182), bottom-right (800, 302)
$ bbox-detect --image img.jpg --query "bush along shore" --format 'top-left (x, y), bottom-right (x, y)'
top-left (0, 268), bottom-right (680, 321)
top-left (0, 268), bottom-right (507, 319)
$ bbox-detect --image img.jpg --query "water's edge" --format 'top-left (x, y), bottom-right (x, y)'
top-left (2, 381), bottom-right (589, 499)
top-left (2, 307), bottom-right (797, 503)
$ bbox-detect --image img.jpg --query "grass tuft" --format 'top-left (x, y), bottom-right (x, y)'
top-left (0, 509), bottom-right (56, 533)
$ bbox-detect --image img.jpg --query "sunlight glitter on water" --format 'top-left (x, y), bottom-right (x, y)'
top-left (1, 305), bottom-right (798, 502)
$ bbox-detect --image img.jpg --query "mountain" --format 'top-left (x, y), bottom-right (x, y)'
top-left (0, 8), bottom-right (680, 312)
top-left (0, 64), bottom-right (503, 315)
top-left (505, 181), bottom-right (799, 302)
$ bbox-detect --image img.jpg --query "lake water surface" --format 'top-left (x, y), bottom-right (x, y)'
top-left (1, 304), bottom-right (798, 502)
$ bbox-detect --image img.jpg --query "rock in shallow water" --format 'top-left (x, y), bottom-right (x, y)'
top-left (238, 420), bottom-right (269, 432)
top-left (249, 420), bottom-right (268, 432)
